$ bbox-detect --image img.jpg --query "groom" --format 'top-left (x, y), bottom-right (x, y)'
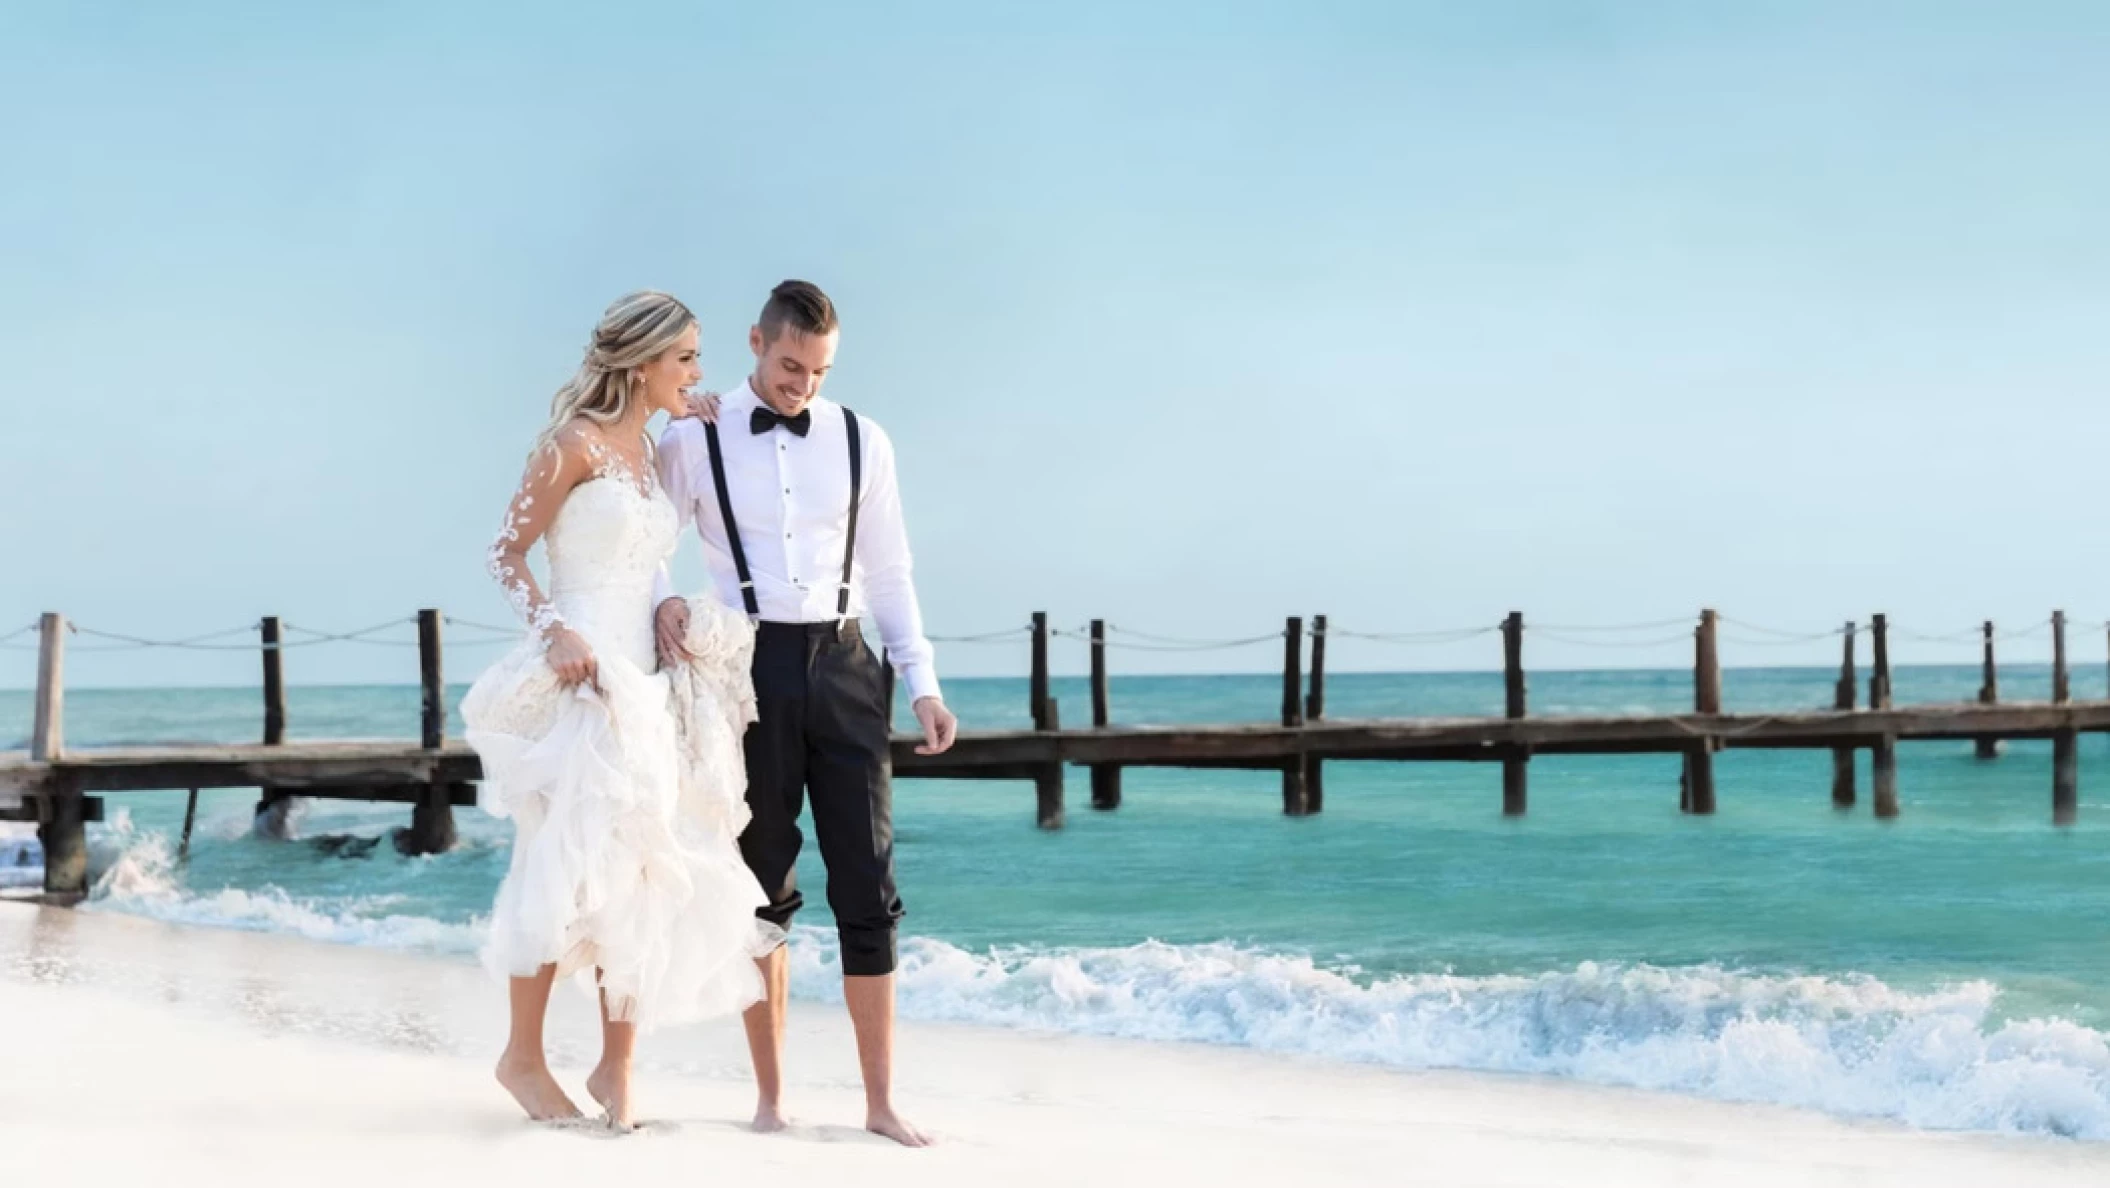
top-left (652, 280), bottom-right (957, 1147)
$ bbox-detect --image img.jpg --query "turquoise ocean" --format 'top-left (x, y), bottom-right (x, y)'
top-left (6, 661), bottom-right (2110, 1140)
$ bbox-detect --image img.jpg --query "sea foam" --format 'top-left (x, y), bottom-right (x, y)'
top-left (64, 814), bottom-right (2110, 1141)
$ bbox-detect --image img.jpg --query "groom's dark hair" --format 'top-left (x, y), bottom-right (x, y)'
top-left (758, 280), bottom-right (839, 342)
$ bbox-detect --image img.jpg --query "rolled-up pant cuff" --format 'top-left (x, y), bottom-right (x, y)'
top-left (757, 899), bottom-right (800, 932)
top-left (839, 927), bottom-right (897, 977)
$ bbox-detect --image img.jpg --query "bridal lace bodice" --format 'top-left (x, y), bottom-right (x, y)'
top-left (485, 430), bottom-right (677, 668)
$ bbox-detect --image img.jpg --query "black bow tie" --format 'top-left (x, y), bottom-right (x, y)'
top-left (750, 406), bottom-right (812, 437)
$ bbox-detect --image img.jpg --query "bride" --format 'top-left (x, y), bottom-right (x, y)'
top-left (463, 290), bottom-right (773, 1130)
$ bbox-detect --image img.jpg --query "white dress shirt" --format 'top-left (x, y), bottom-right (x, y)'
top-left (654, 380), bottom-right (943, 704)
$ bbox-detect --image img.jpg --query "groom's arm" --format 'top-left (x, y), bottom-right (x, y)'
top-left (857, 425), bottom-right (941, 706)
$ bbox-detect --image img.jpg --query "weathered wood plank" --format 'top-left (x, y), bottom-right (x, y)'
top-left (8, 702), bottom-right (2110, 800)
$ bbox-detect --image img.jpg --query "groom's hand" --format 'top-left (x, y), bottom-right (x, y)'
top-left (654, 598), bottom-right (693, 666)
top-left (912, 696), bottom-right (957, 755)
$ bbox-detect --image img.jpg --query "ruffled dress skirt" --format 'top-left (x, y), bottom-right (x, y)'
top-left (461, 593), bottom-right (778, 1031)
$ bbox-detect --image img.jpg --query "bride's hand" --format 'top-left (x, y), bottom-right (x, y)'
top-left (544, 626), bottom-right (600, 691)
top-left (677, 390), bottom-right (722, 423)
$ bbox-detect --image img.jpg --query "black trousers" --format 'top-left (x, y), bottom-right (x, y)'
top-left (741, 620), bottom-right (903, 976)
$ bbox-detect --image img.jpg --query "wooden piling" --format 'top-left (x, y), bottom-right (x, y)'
top-left (1975, 621), bottom-right (2002, 760)
top-left (418, 609), bottom-right (445, 750)
top-left (1090, 621), bottom-right (1110, 727)
top-left (1282, 617), bottom-right (1305, 729)
top-left (1306, 615), bottom-right (1328, 721)
top-left (399, 609), bottom-right (456, 855)
top-left (1036, 698), bottom-right (1065, 830)
top-left (263, 617), bottom-right (286, 745)
top-left (1832, 621), bottom-right (1856, 808)
top-left (31, 613), bottom-right (89, 897)
top-left (1302, 615), bottom-right (1327, 813)
top-left (1030, 612), bottom-right (1051, 731)
top-left (31, 612), bottom-right (64, 762)
top-left (1684, 609), bottom-right (1720, 815)
top-left (2054, 730), bottom-right (2079, 826)
top-left (1870, 613), bottom-right (1898, 819)
top-left (1696, 609), bottom-right (1723, 715)
top-left (179, 789), bottom-right (199, 863)
top-left (1281, 616), bottom-right (1310, 816)
top-left (254, 616), bottom-right (292, 827)
top-left (38, 773), bottom-right (88, 899)
top-left (2053, 611), bottom-right (2078, 825)
top-left (1501, 612), bottom-right (1527, 816)
top-left (1088, 620), bottom-right (1121, 811)
top-left (2052, 611), bottom-right (2070, 706)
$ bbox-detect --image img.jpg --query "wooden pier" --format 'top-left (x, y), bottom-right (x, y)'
top-left (4, 607), bottom-right (2104, 899)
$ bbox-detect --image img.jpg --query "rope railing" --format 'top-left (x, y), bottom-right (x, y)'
top-left (280, 619), bottom-right (422, 648)
top-left (1327, 624), bottom-right (1500, 645)
top-left (927, 625), bottom-right (1033, 644)
top-left (1717, 616), bottom-right (1854, 641)
top-left (1526, 616), bottom-right (1697, 634)
top-left (1719, 631), bottom-right (1850, 649)
top-left (1529, 629), bottom-right (1695, 649)
top-left (69, 622), bottom-right (267, 652)
top-left (6, 612), bottom-right (2103, 661)
top-left (442, 615), bottom-right (527, 637)
top-left (1099, 624), bottom-right (1284, 651)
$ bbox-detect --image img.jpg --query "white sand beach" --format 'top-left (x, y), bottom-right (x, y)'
top-left (4, 903), bottom-right (2106, 1188)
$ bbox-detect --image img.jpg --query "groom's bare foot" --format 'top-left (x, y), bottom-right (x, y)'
top-left (495, 1050), bottom-right (583, 1121)
top-left (585, 1061), bottom-right (634, 1132)
top-left (866, 1103), bottom-right (933, 1148)
top-left (752, 1099), bottom-right (789, 1133)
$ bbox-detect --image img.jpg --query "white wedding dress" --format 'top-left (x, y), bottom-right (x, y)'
top-left (461, 444), bottom-right (776, 1031)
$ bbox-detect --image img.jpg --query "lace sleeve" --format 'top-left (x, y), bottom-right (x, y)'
top-left (486, 429), bottom-right (592, 645)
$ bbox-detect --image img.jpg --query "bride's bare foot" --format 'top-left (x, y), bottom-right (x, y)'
top-left (752, 1099), bottom-right (789, 1133)
top-left (585, 1061), bottom-right (634, 1132)
top-left (866, 1103), bottom-right (933, 1148)
top-left (495, 1050), bottom-right (583, 1121)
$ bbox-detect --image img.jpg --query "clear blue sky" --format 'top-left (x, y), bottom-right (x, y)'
top-left (2, 1), bottom-right (2105, 689)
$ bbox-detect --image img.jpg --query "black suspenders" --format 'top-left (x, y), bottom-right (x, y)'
top-left (702, 407), bottom-right (863, 624)
top-left (702, 419), bottom-right (760, 617)
top-left (839, 410), bottom-right (862, 620)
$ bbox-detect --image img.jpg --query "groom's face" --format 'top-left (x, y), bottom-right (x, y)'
top-left (749, 325), bottom-right (839, 417)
